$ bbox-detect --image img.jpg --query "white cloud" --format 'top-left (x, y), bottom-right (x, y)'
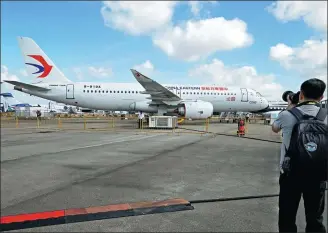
top-left (19, 69), bottom-right (28, 77)
top-left (88, 66), bottom-right (113, 78)
top-left (267, 1), bottom-right (327, 32)
top-left (189, 1), bottom-right (201, 16)
top-left (100, 1), bottom-right (252, 62)
top-left (1, 65), bottom-right (20, 82)
top-left (133, 60), bottom-right (155, 76)
top-left (100, 1), bottom-right (177, 35)
top-left (71, 66), bottom-right (113, 80)
top-left (269, 39), bottom-right (327, 83)
top-left (152, 17), bottom-right (253, 62)
top-left (188, 1), bottom-right (218, 18)
top-left (72, 67), bottom-right (84, 81)
top-left (188, 59), bottom-right (284, 100)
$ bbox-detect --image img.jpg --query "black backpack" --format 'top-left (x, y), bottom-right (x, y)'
top-left (282, 107), bottom-right (328, 181)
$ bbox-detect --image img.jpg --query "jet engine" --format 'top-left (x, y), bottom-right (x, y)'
top-left (176, 100), bottom-right (213, 119)
top-left (129, 101), bottom-right (158, 113)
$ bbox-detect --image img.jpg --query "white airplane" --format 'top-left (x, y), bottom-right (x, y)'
top-left (3, 37), bottom-right (270, 119)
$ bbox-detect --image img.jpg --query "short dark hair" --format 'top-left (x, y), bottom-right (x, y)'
top-left (300, 78), bottom-right (326, 100)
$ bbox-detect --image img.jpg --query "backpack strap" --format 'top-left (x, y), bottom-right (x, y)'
top-left (288, 107), bottom-right (305, 121)
top-left (316, 108), bottom-right (327, 121)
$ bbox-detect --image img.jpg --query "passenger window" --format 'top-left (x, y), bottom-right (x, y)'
top-left (91, 90), bottom-right (93, 93)
top-left (132, 91), bottom-right (134, 93)
top-left (125, 91), bottom-right (127, 93)
top-left (87, 90), bottom-right (89, 93)
top-left (103, 90), bottom-right (105, 93)
top-left (83, 90), bottom-right (85, 93)
top-left (128, 91), bottom-right (130, 93)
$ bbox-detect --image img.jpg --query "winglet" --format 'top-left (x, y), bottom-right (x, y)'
top-left (130, 69), bottom-right (181, 102)
top-left (130, 69), bottom-right (153, 83)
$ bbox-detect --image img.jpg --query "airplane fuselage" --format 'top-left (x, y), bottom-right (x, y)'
top-left (15, 82), bottom-right (269, 113)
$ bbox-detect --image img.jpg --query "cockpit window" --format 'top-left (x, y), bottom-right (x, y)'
top-left (256, 92), bottom-right (262, 97)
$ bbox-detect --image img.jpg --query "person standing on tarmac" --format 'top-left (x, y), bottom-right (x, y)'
top-left (138, 111), bottom-right (144, 129)
top-left (272, 78), bottom-right (327, 232)
top-left (36, 110), bottom-right (41, 121)
top-left (245, 113), bottom-right (250, 123)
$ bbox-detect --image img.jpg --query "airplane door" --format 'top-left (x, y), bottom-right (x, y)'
top-left (240, 88), bottom-right (248, 102)
top-left (66, 84), bottom-right (74, 99)
top-left (176, 89), bottom-right (181, 98)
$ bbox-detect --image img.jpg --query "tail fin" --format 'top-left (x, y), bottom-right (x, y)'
top-left (17, 37), bottom-right (72, 84)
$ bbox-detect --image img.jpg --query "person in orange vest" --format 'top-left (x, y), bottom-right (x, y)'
top-left (237, 118), bottom-right (245, 136)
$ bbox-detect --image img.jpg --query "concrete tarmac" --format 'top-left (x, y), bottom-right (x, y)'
top-left (1, 123), bottom-right (327, 232)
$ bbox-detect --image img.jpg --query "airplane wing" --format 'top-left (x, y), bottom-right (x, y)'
top-left (4, 80), bottom-right (51, 92)
top-left (130, 69), bottom-right (181, 104)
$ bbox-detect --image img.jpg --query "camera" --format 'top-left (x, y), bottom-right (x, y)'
top-left (282, 90), bottom-right (300, 105)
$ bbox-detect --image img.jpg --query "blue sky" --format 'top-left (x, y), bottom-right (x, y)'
top-left (1, 1), bottom-right (327, 103)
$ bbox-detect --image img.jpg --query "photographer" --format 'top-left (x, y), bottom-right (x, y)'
top-left (272, 78), bottom-right (327, 232)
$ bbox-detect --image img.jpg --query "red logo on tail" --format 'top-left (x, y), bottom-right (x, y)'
top-left (25, 55), bottom-right (53, 78)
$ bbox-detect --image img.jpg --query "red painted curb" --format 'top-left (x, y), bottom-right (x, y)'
top-left (0, 198), bottom-right (193, 231)
top-left (1, 210), bottom-right (65, 224)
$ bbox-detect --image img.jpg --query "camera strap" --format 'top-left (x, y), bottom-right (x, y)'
top-left (295, 101), bottom-right (320, 108)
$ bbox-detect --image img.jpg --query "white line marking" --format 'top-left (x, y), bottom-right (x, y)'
top-left (1, 134), bottom-right (164, 163)
top-left (46, 134), bottom-right (162, 153)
